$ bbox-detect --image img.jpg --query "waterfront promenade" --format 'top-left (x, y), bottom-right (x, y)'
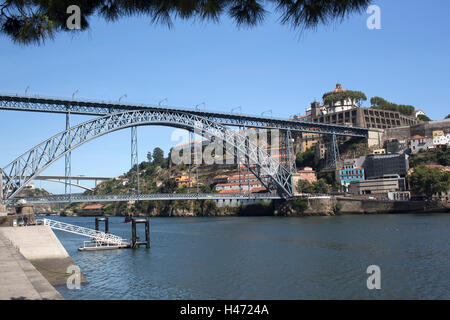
top-left (0, 233), bottom-right (63, 300)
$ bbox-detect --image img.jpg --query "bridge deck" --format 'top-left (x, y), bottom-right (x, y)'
top-left (19, 193), bottom-right (282, 204)
top-left (0, 94), bottom-right (368, 137)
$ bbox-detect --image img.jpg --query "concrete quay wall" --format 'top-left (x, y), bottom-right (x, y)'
top-left (0, 225), bottom-right (86, 286)
top-left (336, 197), bottom-right (448, 214)
top-left (0, 232), bottom-right (63, 300)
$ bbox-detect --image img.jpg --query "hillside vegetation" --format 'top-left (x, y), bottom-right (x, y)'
top-left (64, 149), bottom-right (238, 216)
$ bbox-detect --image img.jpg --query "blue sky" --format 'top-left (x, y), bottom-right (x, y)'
top-left (1, 0), bottom-right (449, 193)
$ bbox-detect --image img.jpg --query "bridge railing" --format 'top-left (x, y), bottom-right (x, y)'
top-left (40, 218), bottom-right (123, 245)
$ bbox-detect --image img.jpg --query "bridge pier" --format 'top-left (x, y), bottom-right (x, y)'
top-left (131, 217), bottom-right (150, 249)
top-left (95, 217), bottom-right (109, 234)
top-left (0, 168), bottom-right (5, 215)
top-left (0, 203), bottom-right (7, 217)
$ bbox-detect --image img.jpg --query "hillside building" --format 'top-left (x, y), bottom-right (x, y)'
top-left (362, 153), bottom-right (409, 179)
top-left (309, 84), bottom-right (419, 129)
top-left (336, 160), bottom-right (365, 191)
top-left (215, 173), bottom-right (267, 194)
top-left (410, 135), bottom-right (433, 154)
top-left (349, 178), bottom-right (406, 196)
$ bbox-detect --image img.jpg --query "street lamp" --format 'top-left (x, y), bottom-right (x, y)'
top-left (72, 90), bottom-right (79, 100)
top-left (195, 102), bottom-right (206, 111)
top-left (231, 106), bottom-right (242, 114)
top-left (261, 109), bottom-right (272, 118)
top-left (25, 86), bottom-right (30, 96)
top-left (159, 98), bottom-right (168, 107)
top-left (119, 94), bottom-right (127, 103)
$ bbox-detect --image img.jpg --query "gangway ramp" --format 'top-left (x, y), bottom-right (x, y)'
top-left (39, 218), bottom-right (125, 246)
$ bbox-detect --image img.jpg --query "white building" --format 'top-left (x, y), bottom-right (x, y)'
top-left (410, 135), bottom-right (434, 154)
top-left (321, 83), bottom-right (359, 115)
top-left (413, 110), bottom-right (426, 118)
top-left (433, 133), bottom-right (450, 146)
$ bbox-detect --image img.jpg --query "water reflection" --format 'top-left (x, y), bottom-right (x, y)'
top-left (54, 214), bottom-right (450, 299)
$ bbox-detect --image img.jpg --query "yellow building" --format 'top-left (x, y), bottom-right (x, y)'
top-left (175, 173), bottom-right (197, 187)
top-left (299, 133), bottom-right (322, 153)
top-left (433, 130), bottom-right (444, 138)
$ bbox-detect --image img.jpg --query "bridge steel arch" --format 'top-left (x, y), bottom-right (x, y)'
top-left (39, 179), bottom-right (94, 192)
top-left (1, 110), bottom-right (293, 203)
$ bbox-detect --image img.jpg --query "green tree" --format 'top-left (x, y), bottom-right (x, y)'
top-left (152, 147), bottom-right (164, 166)
top-left (146, 151), bottom-right (152, 162)
top-left (295, 148), bottom-right (318, 170)
top-left (311, 179), bottom-right (329, 194)
top-left (1, 0), bottom-right (372, 45)
top-left (158, 178), bottom-right (177, 193)
top-left (409, 148), bottom-right (450, 168)
top-left (323, 90), bottom-right (367, 107)
top-left (417, 114), bottom-right (431, 122)
top-left (317, 170), bottom-right (339, 189)
top-left (370, 96), bottom-right (415, 116)
top-left (296, 178), bottom-right (329, 194)
top-left (296, 179), bottom-right (313, 194)
top-left (445, 114), bottom-right (450, 119)
top-left (409, 166), bottom-right (450, 199)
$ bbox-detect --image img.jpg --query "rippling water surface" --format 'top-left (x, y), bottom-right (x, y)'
top-left (54, 214), bottom-right (450, 299)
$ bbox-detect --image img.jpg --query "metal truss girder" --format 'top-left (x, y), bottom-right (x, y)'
top-left (325, 134), bottom-right (341, 169)
top-left (19, 193), bottom-right (282, 204)
top-left (1, 110), bottom-right (294, 202)
top-left (130, 126), bottom-right (139, 193)
top-left (0, 94), bottom-right (368, 137)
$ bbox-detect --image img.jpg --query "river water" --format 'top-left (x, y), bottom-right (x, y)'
top-left (53, 214), bottom-right (449, 299)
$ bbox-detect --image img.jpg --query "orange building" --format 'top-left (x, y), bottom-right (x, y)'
top-left (296, 167), bottom-right (317, 183)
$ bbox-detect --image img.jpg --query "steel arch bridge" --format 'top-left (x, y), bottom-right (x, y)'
top-left (1, 110), bottom-right (293, 204)
top-left (0, 94), bottom-right (368, 137)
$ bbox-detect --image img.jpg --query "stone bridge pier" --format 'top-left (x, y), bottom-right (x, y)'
top-left (0, 203), bottom-right (6, 217)
top-left (0, 168), bottom-right (4, 216)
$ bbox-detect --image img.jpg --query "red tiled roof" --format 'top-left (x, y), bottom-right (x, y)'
top-left (84, 204), bottom-right (103, 210)
top-left (216, 181), bottom-right (263, 187)
top-left (218, 187), bottom-right (268, 194)
top-left (323, 83), bottom-right (347, 97)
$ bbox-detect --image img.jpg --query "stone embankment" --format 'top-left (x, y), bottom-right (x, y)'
top-left (337, 197), bottom-right (449, 214)
top-left (275, 197), bottom-right (449, 216)
top-left (0, 225), bottom-right (86, 286)
top-left (0, 232), bottom-right (63, 300)
top-left (274, 197), bottom-right (336, 216)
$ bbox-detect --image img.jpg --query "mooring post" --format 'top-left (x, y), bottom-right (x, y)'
top-left (145, 217), bottom-right (150, 249)
top-left (131, 218), bottom-right (137, 249)
top-left (105, 217), bottom-right (109, 234)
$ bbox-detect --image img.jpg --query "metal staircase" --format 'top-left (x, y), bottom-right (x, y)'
top-left (39, 218), bottom-right (124, 246)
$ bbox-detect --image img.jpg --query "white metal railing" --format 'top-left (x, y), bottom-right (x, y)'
top-left (40, 218), bottom-right (123, 245)
top-left (80, 240), bottom-right (127, 249)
